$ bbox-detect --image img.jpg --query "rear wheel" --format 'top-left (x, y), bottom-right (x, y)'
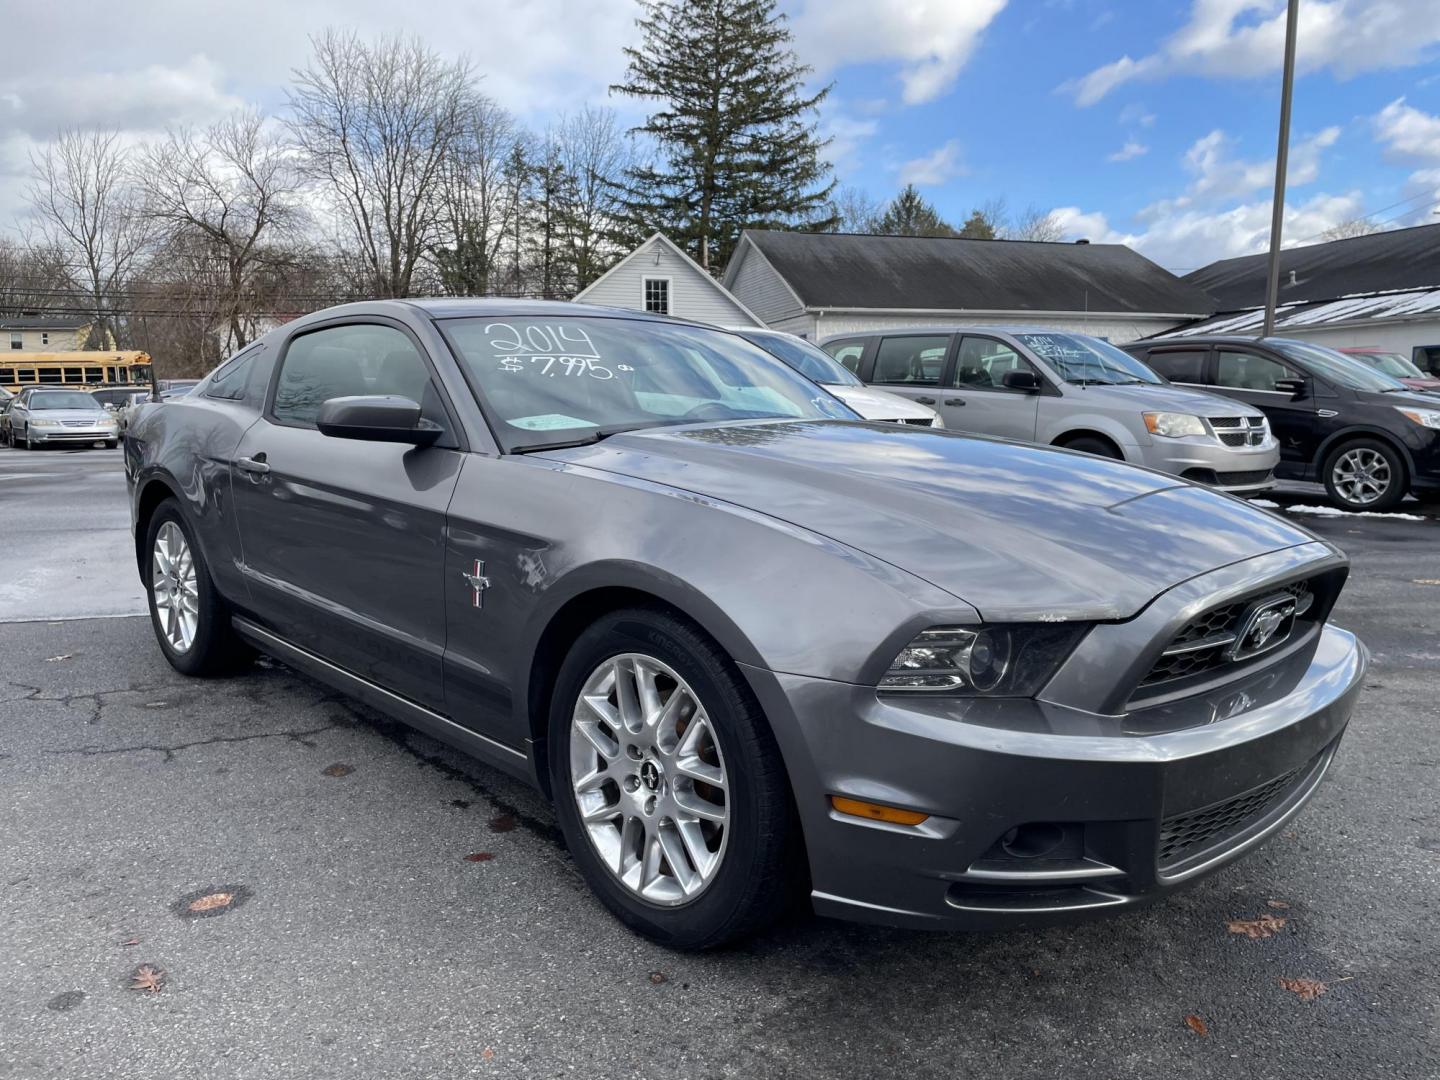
top-left (144, 500), bottom-right (252, 676)
top-left (548, 607), bottom-right (795, 950)
top-left (1060, 435), bottom-right (1122, 460)
top-left (1323, 438), bottom-right (1405, 512)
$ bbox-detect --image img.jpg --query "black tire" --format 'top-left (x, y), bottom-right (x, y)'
top-left (1061, 435), bottom-right (1122, 459)
top-left (548, 607), bottom-right (796, 950)
top-left (1322, 438), bottom-right (1406, 512)
top-left (143, 499), bottom-right (253, 676)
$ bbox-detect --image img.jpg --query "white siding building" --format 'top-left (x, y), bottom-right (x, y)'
top-left (722, 230), bottom-right (1214, 344)
top-left (574, 233), bottom-right (764, 327)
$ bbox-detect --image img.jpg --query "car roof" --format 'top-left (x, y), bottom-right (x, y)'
top-left (269, 298), bottom-right (724, 337)
top-left (818, 325), bottom-right (1106, 345)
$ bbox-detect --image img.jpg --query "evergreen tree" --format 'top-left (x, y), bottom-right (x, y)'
top-left (958, 209), bottom-right (997, 240)
top-left (612, 0), bottom-right (836, 272)
top-left (873, 185), bottom-right (956, 238)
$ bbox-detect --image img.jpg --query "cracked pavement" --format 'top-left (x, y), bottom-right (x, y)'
top-left (2, 448), bottom-right (1438, 1079)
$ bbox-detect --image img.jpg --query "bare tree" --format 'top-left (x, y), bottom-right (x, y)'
top-left (287, 30), bottom-right (475, 297)
top-left (26, 128), bottom-right (153, 347)
top-left (829, 185), bottom-right (884, 234)
top-left (0, 238), bottom-right (73, 314)
top-left (1318, 218), bottom-right (1384, 241)
top-left (433, 94), bottom-right (522, 296)
top-left (1005, 204), bottom-right (1065, 243)
top-left (554, 105), bottom-right (632, 291)
top-left (138, 110), bottom-right (306, 350)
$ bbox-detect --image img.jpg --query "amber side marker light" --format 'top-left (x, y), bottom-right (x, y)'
top-left (829, 795), bottom-right (929, 826)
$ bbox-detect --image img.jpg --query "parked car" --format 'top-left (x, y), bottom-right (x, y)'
top-left (127, 300), bottom-right (1365, 949)
top-left (822, 328), bottom-right (1279, 493)
top-left (5, 387), bottom-right (120, 449)
top-left (91, 387), bottom-right (152, 411)
top-left (0, 390), bottom-right (13, 445)
top-left (729, 327), bottom-right (941, 427)
top-left (1125, 336), bottom-right (1440, 511)
top-left (1338, 348), bottom-right (1440, 394)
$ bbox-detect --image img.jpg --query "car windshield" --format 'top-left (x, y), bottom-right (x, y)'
top-left (29, 391), bottom-right (105, 410)
top-left (1015, 332), bottom-right (1163, 385)
top-left (443, 316), bottom-right (857, 450)
top-left (737, 331), bottom-right (863, 387)
top-left (1272, 340), bottom-right (1410, 392)
top-left (1353, 351), bottom-right (1426, 379)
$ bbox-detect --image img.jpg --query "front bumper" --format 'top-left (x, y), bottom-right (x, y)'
top-left (1142, 437), bottom-right (1280, 493)
top-left (744, 549), bottom-right (1366, 931)
top-left (27, 425), bottom-right (118, 444)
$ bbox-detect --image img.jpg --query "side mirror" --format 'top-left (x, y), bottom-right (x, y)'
top-left (316, 395), bottom-right (442, 445)
top-left (1002, 370), bottom-right (1043, 392)
top-left (1273, 377), bottom-right (1307, 397)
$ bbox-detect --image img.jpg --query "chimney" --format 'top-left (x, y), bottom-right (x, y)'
top-left (1074, 238), bottom-right (1090, 245)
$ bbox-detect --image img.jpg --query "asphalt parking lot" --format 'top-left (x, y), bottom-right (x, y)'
top-left (2, 445), bottom-right (1438, 1079)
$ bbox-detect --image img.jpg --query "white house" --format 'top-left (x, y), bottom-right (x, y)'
top-left (1178, 222), bottom-right (1440, 374)
top-left (721, 229), bottom-right (1215, 344)
top-left (573, 232), bottom-right (764, 327)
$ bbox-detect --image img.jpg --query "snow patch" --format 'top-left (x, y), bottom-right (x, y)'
top-left (1252, 499), bottom-right (1428, 521)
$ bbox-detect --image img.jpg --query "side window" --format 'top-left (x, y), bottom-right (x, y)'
top-left (950, 336), bottom-right (1033, 390)
top-left (203, 348), bottom-right (259, 401)
top-left (827, 343), bottom-right (864, 374)
top-left (1215, 350), bottom-right (1298, 393)
top-left (1147, 349), bottom-right (1208, 384)
top-left (872, 335), bottom-right (950, 386)
top-left (273, 324), bottom-right (435, 428)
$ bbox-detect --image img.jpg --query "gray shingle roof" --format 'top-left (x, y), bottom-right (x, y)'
top-left (737, 230), bottom-right (1215, 315)
top-left (1183, 222), bottom-right (1440, 311)
top-left (0, 315), bottom-right (90, 330)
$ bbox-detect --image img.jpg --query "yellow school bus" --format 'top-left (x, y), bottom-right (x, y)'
top-left (0, 350), bottom-right (153, 393)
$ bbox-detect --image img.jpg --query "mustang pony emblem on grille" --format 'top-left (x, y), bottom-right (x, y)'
top-left (1227, 595), bottom-right (1298, 662)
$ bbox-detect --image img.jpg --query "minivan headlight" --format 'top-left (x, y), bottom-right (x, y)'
top-left (1143, 412), bottom-right (1208, 438)
top-left (879, 624), bottom-right (1089, 696)
top-left (1396, 406), bottom-right (1440, 430)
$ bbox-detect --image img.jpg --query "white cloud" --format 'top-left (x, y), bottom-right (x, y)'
top-left (1107, 140), bottom-right (1148, 162)
top-left (1118, 103), bottom-right (1157, 128)
top-left (821, 109), bottom-right (880, 177)
top-left (1374, 98), bottom-right (1440, 163)
top-left (896, 140), bottom-right (966, 186)
top-left (1181, 126), bottom-right (1338, 200)
top-left (1067, 0), bottom-right (1440, 105)
top-left (793, 0), bottom-right (1008, 105)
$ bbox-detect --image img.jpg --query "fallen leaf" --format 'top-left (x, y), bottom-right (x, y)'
top-left (451, 799), bottom-right (471, 809)
top-left (464, 852), bottom-right (494, 862)
top-left (488, 814), bottom-right (516, 833)
top-left (1266, 899), bottom-right (1290, 910)
top-left (1184, 1014), bottom-right (1208, 1036)
top-left (129, 965), bottom-right (164, 993)
top-left (1412, 579), bottom-right (1440, 586)
top-left (44, 654), bottom-right (72, 663)
top-left (649, 971), bottom-right (668, 985)
top-left (120, 937), bottom-right (140, 947)
top-left (1228, 913), bottom-right (1287, 939)
top-left (481, 1048), bottom-right (495, 1061)
top-left (321, 763), bottom-right (354, 777)
top-left (187, 892), bottom-right (233, 913)
top-left (1279, 977), bottom-right (1327, 1000)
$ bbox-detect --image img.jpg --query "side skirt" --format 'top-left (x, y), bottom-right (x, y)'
top-left (231, 616), bottom-right (538, 787)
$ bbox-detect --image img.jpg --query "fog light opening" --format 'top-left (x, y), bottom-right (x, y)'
top-left (1000, 822), bottom-right (1066, 859)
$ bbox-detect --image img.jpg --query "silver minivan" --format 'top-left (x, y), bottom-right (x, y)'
top-left (823, 327), bottom-right (1280, 493)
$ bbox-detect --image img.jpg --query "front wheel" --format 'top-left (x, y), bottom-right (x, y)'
top-left (144, 500), bottom-right (252, 676)
top-left (548, 608), bottom-right (796, 950)
top-left (1060, 435), bottom-right (1122, 460)
top-left (1323, 438), bottom-right (1406, 512)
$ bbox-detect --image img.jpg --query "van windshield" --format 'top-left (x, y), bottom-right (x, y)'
top-left (1015, 332), bottom-right (1163, 386)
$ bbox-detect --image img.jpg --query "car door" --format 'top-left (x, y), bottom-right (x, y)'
top-left (1209, 347), bottom-right (1318, 471)
top-left (938, 334), bottom-right (1043, 440)
top-left (862, 333), bottom-right (956, 415)
top-left (229, 319), bottom-right (465, 711)
top-left (1143, 345), bottom-right (1211, 391)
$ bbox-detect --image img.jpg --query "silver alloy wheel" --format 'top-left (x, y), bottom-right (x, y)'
top-left (569, 653), bottom-right (730, 906)
top-left (1332, 447), bottom-right (1391, 506)
top-left (151, 521), bottom-right (199, 653)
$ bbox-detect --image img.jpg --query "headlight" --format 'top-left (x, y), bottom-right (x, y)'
top-left (30, 418), bottom-right (59, 428)
top-left (879, 624), bottom-right (1089, 696)
top-left (1143, 411), bottom-right (1208, 438)
top-left (1396, 406), bottom-right (1440, 429)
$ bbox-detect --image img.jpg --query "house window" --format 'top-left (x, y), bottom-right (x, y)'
top-left (9, 332), bottom-right (20, 350)
top-left (643, 277), bottom-right (671, 315)
top-left (41, 332), bottom-right (49, 346)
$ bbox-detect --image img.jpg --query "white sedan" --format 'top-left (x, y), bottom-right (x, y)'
top-left (732, 327), bottom-right (942, 427)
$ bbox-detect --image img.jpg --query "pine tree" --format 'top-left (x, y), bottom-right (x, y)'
top-left (958, 209), bottom-right (997, 240)
top-left (612, 0), bottom-right (836, 272)
top-left (873, 185), bottom-right (956, 238)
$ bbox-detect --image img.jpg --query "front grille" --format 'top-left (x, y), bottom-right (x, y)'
top-left (1214, 469), bottom-right (1273, 487)
top-left (61, 419), bottom-right (98, 428)
top-left (1209, 414), bottom-right (1268, 447)
top-left (1158, 755), bottom-right (1316, 868)
top-left (898, 417), bottom-right (933, 426)
top-left (1138, 580), bottom-right (1314, 690)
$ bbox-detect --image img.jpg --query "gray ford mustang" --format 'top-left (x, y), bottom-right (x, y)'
top-left (125, 299), bottom-right (1367, 949)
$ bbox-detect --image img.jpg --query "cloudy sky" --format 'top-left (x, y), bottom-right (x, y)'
top-left (3, 0), bottom-right (1440, 271)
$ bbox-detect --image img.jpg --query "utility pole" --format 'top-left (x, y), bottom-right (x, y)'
top-left (1262, 0), bottom-right (1301, 338)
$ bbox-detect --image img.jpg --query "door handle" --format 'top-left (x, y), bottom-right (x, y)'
top-left (236, 453), bottom-right (270, 476)
top-left (943, 398), bottom-right (966, 406)
top-left (915, 396), bottom-right (937, 405)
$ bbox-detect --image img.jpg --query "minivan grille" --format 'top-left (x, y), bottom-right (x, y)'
top-left (1210, 415), bottom-right (1268, 447)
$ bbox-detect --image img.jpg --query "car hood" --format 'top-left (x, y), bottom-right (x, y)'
top-left (545, 420), bottom-right (1316, 622)
top-left (1065, 382), bottom-right (1261, 417)
top-left (825, 384), bottom-right (936, 422)
top-left (28, 409), bottom-right (112, 422)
